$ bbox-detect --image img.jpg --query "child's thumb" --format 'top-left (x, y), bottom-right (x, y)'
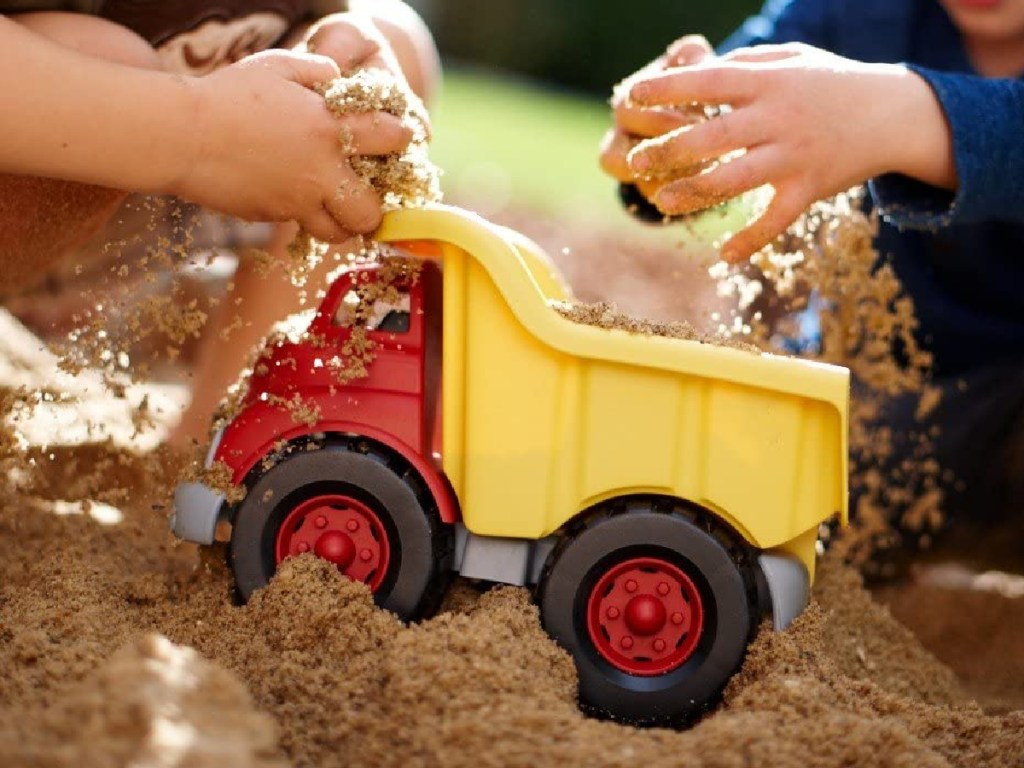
top-left (245, 50), bottom-right (341, 90)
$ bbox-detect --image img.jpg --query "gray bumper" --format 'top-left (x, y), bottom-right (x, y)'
top-left (170, 482), bottom-right (226, 545)
top-left (758, 553), bottom-right (811, 631)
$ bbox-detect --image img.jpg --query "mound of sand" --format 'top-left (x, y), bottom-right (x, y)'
top-left (0, 422), bottom-right (1021, 768)
top-left (5, 634), bottom-right (283, 768)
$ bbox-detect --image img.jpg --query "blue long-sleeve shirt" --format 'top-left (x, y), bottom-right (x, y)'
top-left (722, 0), bottom-right (1024, 374)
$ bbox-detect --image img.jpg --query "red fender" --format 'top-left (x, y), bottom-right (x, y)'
top-left (216, 415), bottom-right (461, 526)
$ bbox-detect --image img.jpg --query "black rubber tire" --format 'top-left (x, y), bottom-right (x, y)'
top-left (229, 441), bottom-right (451, 621)
top-left (537, 500), bottom-right (756, 725)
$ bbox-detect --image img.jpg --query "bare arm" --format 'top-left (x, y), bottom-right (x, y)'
top-left (0, 15), bottom-right (417, 242)
top-left (0, 16), bottom-right (196, 191)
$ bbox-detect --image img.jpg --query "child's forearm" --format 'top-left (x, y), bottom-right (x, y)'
top-left (874, 65), bottom-right (956, 191)
top-left (0, 17), bottom-right (197, 193)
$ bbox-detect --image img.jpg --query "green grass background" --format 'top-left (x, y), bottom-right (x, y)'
top-left (430, 69), bottom-right (616, 216)
top-left (429, 69), bottom-right (751, 241)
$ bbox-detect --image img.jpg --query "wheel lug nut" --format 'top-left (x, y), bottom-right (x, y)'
top-left (359, 548), bottom-right (373, 562)
top-left (653, 638), bottom-right (666, 653)
top-left (606, 606), bottom-right (620, 620)
top-left (621, 636), bottom-right (634, 650)
top-left (671, 612), bottom-right (684, 625)
top-left (346, 519), bottom-right (359, 532)
top-left (315, 516), bottom-right (328, 529)
top-left (625, 579), bottom-right (638, 593)
top-left (657, 581), bottom-right (670, 596)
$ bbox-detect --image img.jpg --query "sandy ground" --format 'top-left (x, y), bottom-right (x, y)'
top-left (876, 524), bottom-right (1024, 716)
top-left (0, 208), bottom-right (1022, 767)
top-left (0, 420), bottom-right (1022, 767)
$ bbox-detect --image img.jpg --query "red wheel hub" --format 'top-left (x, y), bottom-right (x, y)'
top-left (586, 556), bottom-right (704, 676)
top-left (275, 494), bottom-right (390, 591)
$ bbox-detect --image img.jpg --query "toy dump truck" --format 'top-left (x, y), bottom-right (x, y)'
top-left (172, 204), bottom-right (848, 724)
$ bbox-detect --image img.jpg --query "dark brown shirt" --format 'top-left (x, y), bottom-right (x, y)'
top-left (1, 0), bottom-right (348, 73)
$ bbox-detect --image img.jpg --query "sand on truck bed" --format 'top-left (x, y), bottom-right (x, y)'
top-left (0, 306), bottom-right (1021, 767)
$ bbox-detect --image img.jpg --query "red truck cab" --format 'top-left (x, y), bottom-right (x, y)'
top-left (224, 258), bottom-right (444, 477)
top-left (172, 256), bottom-right (458, 599)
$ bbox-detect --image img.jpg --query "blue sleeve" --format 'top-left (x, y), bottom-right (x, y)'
top-left (870, 67), bottom-right (1024, 228)
top-left (719, 0), bottom-right (835, 52)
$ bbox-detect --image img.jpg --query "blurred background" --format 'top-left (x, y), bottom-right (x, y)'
top-left (416, 0), bottom-right (758, 94)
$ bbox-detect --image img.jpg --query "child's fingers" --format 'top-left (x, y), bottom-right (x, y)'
top-left (338, 47), bottom-right (400, 77)
top-left (303, 206), bottom-right (353, 244)
top-left (242, 49), bottom-right (341, 89)
top-left (613, 100), bottom-right (701, 138)
top-left (721, 43), bottom-right (805, 64)
top-left (630, 64), bottom-right (753, 107)
top-left (307, 16), bottom-right (381, 70)
top-left (636, 177), bottom-right (663, 200)
top-left (629, 109), bottom-right (762, 175)
top-left (326, 168), bottom-right (384, 235)
top-left (599, 129), bottom-right (638, 182)
top-left (665, 35), bottom-right (714, 67)
top-left (308, 17), bottom-right (406, 81)
top-left (653, 147), bottom-right (781, 216)
top-left (600, 130), bottom-right (682, 196)
top-left (720, 185), bottom-right (807, 263)
top-left (338, 113), bottom-right (414, 155)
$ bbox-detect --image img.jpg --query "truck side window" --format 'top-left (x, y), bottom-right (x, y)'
top-left (332, 289), bottom-right (361, 328)
top-left (368, 293), bottom-right (411, 334)
top-left (332, 290), bottom-right (411, 334)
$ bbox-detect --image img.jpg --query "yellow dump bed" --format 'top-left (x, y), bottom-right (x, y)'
top-left (377, 205), bottom-right (848, 569)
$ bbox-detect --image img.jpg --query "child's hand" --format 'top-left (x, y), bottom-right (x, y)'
top-left (600, 35), bottom-right (714, 200)
top-left (303, 13), bottom-right (402, 76)
top-left (301, 12), bottom-right (429, 137)
top-left (171, 47), bottom-right (412, 243)
top-left (626, 43), bottom-right (955, 262)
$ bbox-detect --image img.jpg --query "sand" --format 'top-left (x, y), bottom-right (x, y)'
top-left (0, 73), bottom-right (1019, 763)
top-left (707, 192), bottom-right (946, 570)
top-left (321, 69), bottom-right (441, 214)
top-left (554, 299), bottom-right (761, 352)
top-left (880, 568), bottom-right (1024, 715)
top-left (0, 306), bottom-right (1016, 767)
top-left (0, 437), bottom-right (1021, 767)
